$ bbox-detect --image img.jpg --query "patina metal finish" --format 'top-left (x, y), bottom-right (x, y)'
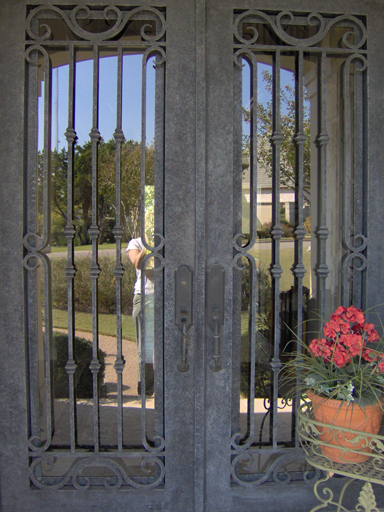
top-left (24, 4), bottom-right (167, 492)
top-left (175, 265), bottom-right (193, 372)
top-left (1, 1), bottom-right (384, 511)
top-left (230, 6), bottom-right (369, 490)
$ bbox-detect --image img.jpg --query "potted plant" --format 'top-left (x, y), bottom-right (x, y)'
top-left (283, 305), bottom-right (384, 463)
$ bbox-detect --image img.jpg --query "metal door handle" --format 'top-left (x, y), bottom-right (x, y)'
top-left (207, 264), bottom-right (225, 372)
top-left (210, 310), bottom-right (222, 372)
top-left (175, 265), bottom-right (193, 373)
top-left (178, 317), bottom-right (189, 373)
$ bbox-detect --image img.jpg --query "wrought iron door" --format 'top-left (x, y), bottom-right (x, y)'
top-left (1, 0), bottom-right (384, 511)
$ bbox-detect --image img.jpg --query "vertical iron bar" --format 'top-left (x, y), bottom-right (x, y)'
top-left (270, 50), bottom-right (283, 449)
top-left (42, 50), bottom-right (54, 445)
top-left (341, 54), bottom-right (367, 308)
top-left (64, 43), bottom-right (78, 453)
top-left (361, 58), bottom-right (368, 311)
top-left (42, 55), bottom-right (52, 247)
top-left (247, 54), bottom-right (258, 445)
top-left (232, 55), bottom-right (243, 436)
top-left (25, 47), bottom-right (41, 443)
top-left (315, 52), bottom-right (330, 319)
top-left (292, 50), bottom-right (306, 446)
top-left (352, 59), bottom-right (364, 308)
top-left (154, 51), bottom-right (165, 440)
top-left (249, 54), bottom-right (258, 246)
top-left (342, 56), bottom-right (352, 307)
top-left (140, 50), bottom-right (148, 445)
top-left (113, 43), bottom-right (126, 453)
top-left (88, 44), bottom-right (101, 453)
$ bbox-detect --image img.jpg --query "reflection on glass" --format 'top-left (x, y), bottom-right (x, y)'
top-left (307, 56), bottom-right (348, 319)
top-left (35, 50), bottom-right (159, 455)
top-left (235, 21), bottom-right (362, 474)
top-left (236, 49), bottom-right (328, 453)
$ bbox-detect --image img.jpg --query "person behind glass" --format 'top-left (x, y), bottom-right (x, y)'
top-left (127, 237), bottom-right (155, 396)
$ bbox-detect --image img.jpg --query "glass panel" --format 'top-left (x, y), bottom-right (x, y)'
top-left (238, 53), bottom-right (300, 448)
top-left (232, 10), bottom-right (366, 485)
top-left (25, 5), bottom-right (166, 488)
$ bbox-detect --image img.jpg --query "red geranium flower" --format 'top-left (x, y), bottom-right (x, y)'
top-left (323, 318), bottom-right (350, 339)
top-left (378, 358), bottom-right (384, 372)
top-left (284, 305), bottom-right (384, 405)
top-left (340, 333), bottom-right (364, 356)
top-left (332, 345), bottom-right (352, 368)
top-left (331, 305), bottom-right (366, 326)
top-left (308, 338), bottom-right (333, 360)
top-left (331, 306), bottom-right (347, 320)
top-left (343, 306), bottom-right (365, 325)
top-left (362, 347), bottom-right (378, 362)
top-left (362, 322), bottom-right (379, 342)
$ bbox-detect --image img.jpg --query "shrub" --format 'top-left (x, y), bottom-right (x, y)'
top-left (51, 255), bottom-right (136, 314)
top-left (53, 332), bottom-right (107, 399)
top-left (304, 216), bottom-right (311, 233)
top-left (240, 361), bottom-right (272, 399)
top-left (280, 219), bottom-right (294, 238)
top-left (258, 220), bottom-right (294, 238)
top-left (257, 221), bottom-right (272, 239)
top-left (241, 263), bottom-right (271, 321)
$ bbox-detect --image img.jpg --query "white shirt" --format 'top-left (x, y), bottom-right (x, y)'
top-left (126, 237), bottom-right (154, 295)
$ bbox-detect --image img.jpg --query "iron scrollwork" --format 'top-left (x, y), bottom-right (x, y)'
top-left (26, 5), bottom-right (166, 44)
top-left (341, 54), bottom-right (368, 305)
top-left (230, 449), bottom-right (316, 487)
top-left (234, 11), bottom-right (367, 50)
top-left (24, 4), bottom-right (167, 490)
top-left (29, 454), bottom-right (165, 491)
top-left (231, 7), bottom-right (369, 488)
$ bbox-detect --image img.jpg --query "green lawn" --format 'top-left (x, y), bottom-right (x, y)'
top-left (50, 243), bottom-right (119, 253)
top-left (53, 308), bottom-right (136, 341)
top-left (51, 241), bottom-right (312, 293)
top-left (249, 245), bottom-right (312, 291)
top-left (52, 242), bottom-right (311, 340)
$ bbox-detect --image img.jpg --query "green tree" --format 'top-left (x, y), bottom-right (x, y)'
top-left (243, 70), bottom-right (311, 201)
top-left (98, 139), bottom-right (155, 241)
top-left (73, 141), bottom-right (93, 245)
top-left (42, 139), bottom-right (155, 246)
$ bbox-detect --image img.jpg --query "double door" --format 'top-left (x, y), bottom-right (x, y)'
top-left (1, 0), bottom-right (384, 511)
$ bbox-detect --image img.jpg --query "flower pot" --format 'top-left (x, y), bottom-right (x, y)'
top-left (308, 392), bottom-right (383, 464)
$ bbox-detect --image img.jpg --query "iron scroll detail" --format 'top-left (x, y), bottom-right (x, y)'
top-left (29, 454), bottom-right (165, 490)
top-left (24, 3), bottom-right (167, 490)
top-left (233, 11), bottom-right (367, 50)
top-left (231, 7), bottom-right (368, 488)
top-left (26, 5), bottom-right (166, 44)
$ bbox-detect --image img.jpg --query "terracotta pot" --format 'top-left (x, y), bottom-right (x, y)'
top-left (308, 392), bottom-right (383, 464)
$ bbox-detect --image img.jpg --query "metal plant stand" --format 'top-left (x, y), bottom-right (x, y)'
top-left (297, 401), bottom-right (384, 512)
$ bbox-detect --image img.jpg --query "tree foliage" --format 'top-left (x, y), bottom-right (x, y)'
top-left (38, 139), bottom-right (154, 245)
top-left (243, 69), bottom-right (311, 200)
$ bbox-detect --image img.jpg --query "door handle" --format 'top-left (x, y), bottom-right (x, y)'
top-left (207, 264), bottom-right (225, 372)
top-left (175, 265), bottom-right (193, 372)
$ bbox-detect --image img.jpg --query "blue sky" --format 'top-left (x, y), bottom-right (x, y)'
top-left (39, 54), bottom-right (156, 151)
top-left (241, 59), bottom-right (296, 139)
top-left (39, 55), bottom-right (295, 151)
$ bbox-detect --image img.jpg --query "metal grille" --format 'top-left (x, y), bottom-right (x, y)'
top-left (23, 5), bottom-right (166, 490)
top-left (231, 10), bottom-right (368, 486)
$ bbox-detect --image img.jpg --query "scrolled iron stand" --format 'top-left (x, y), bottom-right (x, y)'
top-left (297, 400), bottom-right (384, 512)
